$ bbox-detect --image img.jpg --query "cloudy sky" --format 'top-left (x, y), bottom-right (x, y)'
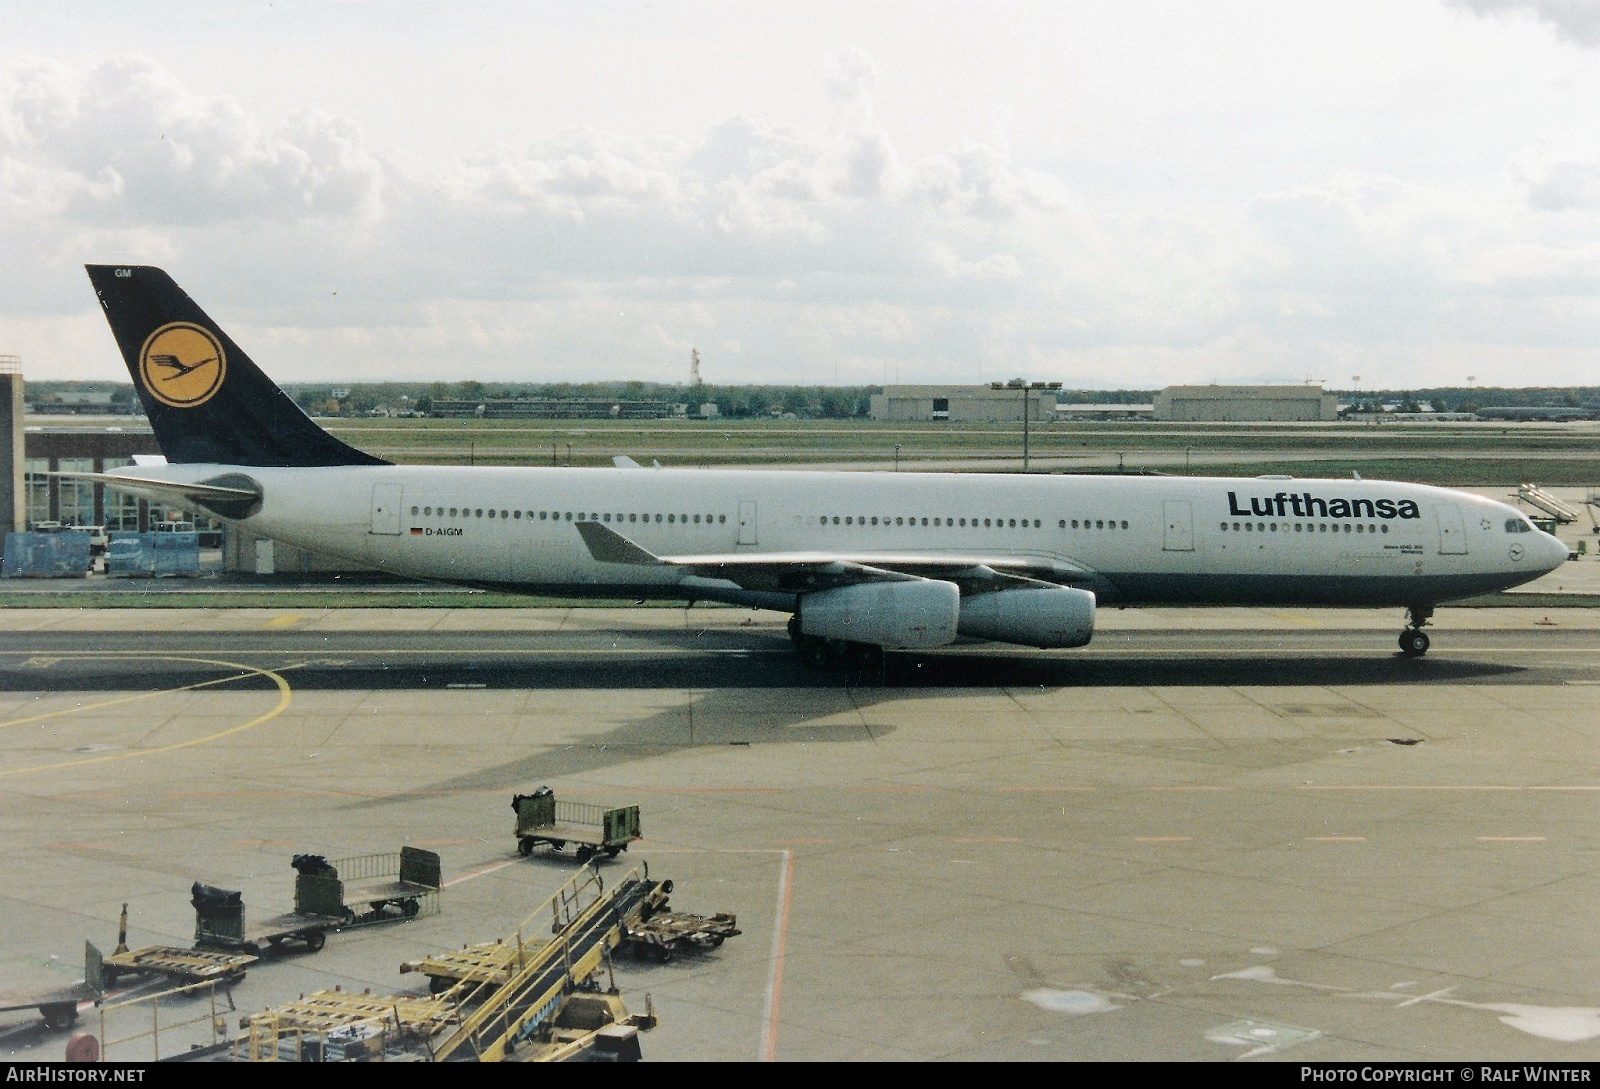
top-left (3, 0), bottom-right (1597, 390)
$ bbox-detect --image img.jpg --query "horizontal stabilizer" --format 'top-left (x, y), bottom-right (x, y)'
top-left (49, 471), bottom-right (260, 504)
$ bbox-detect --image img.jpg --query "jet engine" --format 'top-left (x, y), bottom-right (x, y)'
top-left (957, 587), bottom-right (1095, 648)
top-left (799, 579), bottom-right (960, 648)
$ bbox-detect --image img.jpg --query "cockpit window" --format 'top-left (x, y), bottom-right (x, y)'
top-left (1505, 518), bottom-right (1532, 534)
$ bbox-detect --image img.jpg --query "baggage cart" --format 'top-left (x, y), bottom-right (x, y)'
top-left (513, 787), bottom-right (640, 862)
top-left (621, 910), bottom-right (740, 964)
top-left (103, 902), bottom-right (257, 986)
top-left (0, 943), bottom-right (103, 1030)
top-left (102, 945), bottom-right (255, 987)
top-left (194, 847), bottom-right (441, 957)
top-left (618, 880), bottom-right (740, 963)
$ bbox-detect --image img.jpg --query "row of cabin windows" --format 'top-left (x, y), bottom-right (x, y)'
top-left (815, 516), bottom-right (1130, 530)
top-left (1062, 519), bottom-right (1129, 530)
top-left (411, 505), bottom-right (727, 526)
top-left (819, 515), bottom-right (1047, 529)
top-left (1221, 521), bottom-right (1388, 535)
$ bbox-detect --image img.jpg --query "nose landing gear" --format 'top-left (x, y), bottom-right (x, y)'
top-left (1400, 604), bottom-right (1434, 657)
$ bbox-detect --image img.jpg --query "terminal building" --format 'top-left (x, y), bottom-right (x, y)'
top-left (429, 398), bottom-right (674, 420)
top-left (1152, 385), bottom-right (1338, 422)
top-left (1, 369), bottom-right (351, 573)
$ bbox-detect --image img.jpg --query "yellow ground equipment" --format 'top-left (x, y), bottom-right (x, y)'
top-left (236, 863), bottom-right (659, 1062)
top-left (102, 903), bottom-right (256, 988)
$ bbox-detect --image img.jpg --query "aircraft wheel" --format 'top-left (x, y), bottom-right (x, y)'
top-left (845, 642), bottom-right (885, 671)
top-left (41, 1005), bottom-right (77, 1031)
top-left (1399, 629), bottom-right (1430, 657)
top-left (789, 616), bottom-right (838, 669)
top-left (794, 633), bottom-right (832, 670)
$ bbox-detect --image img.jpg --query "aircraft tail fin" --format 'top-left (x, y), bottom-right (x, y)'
top-left (84, 265), bottom-right (388, 467)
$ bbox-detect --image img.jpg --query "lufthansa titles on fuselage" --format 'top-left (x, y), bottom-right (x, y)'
top-left (1226, 491), bottom-right (1422, 521)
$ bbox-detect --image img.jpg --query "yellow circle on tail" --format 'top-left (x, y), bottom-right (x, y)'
top-left (138, 322), bottom-right (227, 408)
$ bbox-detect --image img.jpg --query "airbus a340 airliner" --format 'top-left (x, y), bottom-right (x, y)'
top-left (72, 265), bottom-right (1567, 666)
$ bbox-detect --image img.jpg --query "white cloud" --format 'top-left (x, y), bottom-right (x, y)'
top-left (1447, 0), bottom-right (1600, 48)
top-left (1511, 139), bottom-right (1600, 211)
top-left (2, 55), bottom-right (385, 232)
top-left (2, 5), bottom-right (1598, 390)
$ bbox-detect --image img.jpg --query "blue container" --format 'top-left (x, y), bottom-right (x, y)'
top-left (153, 531), bottom-right (200, 576)
top-left (106, 533), bottom-right (157, 577)
top-left (2, 532), bottom-right (91, 577)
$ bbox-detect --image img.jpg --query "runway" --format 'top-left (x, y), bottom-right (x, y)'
top-left (1, 606), bottom-right (1599, 1062)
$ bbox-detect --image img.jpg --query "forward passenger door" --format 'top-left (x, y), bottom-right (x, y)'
top-left (1433, 504), bottom-right (1468, 555)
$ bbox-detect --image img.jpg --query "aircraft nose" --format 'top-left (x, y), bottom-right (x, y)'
top-left (1537, 530), bottom-right (1570, 572)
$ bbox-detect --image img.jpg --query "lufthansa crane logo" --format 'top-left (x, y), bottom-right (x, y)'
top-left (138, 322), bottom-right (226, 408)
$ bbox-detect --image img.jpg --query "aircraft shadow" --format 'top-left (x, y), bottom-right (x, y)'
top-left (0, 645), bottom-right (1538, 811)
top-left (0, 649), bottom-right (1529, 693)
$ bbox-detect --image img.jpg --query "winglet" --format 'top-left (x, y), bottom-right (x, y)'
top-left (574, 521), bottom-right (662, 566)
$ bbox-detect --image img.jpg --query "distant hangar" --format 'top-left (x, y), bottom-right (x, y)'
top-left (1153, 385), bottom-right (1338, 422)
top-left (870, 384), bottom-right (1062, 422)
top-left (872, 383), bottom-right (1339, 423)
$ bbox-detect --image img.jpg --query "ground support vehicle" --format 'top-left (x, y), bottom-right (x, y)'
top-left (621, 909), bottom-right (740, 964)
top-left (100, 902), bottom-right (256, 987)
top-left (401, 938), bottom-right (547, 995)
top-left (103, 946), bottom-right (255, 987)
top-left (428, 863), bottom-right (657, 1062)
top-left (232, 865), bottom-right (658, 1061)
top-left (526, 991), bottom-right (655, 1062)
top-left (513, 787), bottom-right (640, 862)
top-left (0, 943), bottom-right (103, 1030)
top-left (613, 877), bottom-right (739, 963)
top-left (237, 989), bottom-right (458, 1062)
top-left (194, 847), bottom-right (441, 957)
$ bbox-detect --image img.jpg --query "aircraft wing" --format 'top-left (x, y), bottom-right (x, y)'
top-left (574, 520), bottom-right (1097, 594)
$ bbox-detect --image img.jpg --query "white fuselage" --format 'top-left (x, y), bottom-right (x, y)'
top-left (126, 463), bottom-right (1568, 609)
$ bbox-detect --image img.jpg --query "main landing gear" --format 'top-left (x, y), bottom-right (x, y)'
top-left (1399, 604), bottom-right (1434, 657)
top-left (788, 617), bottom-right (885, 673)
